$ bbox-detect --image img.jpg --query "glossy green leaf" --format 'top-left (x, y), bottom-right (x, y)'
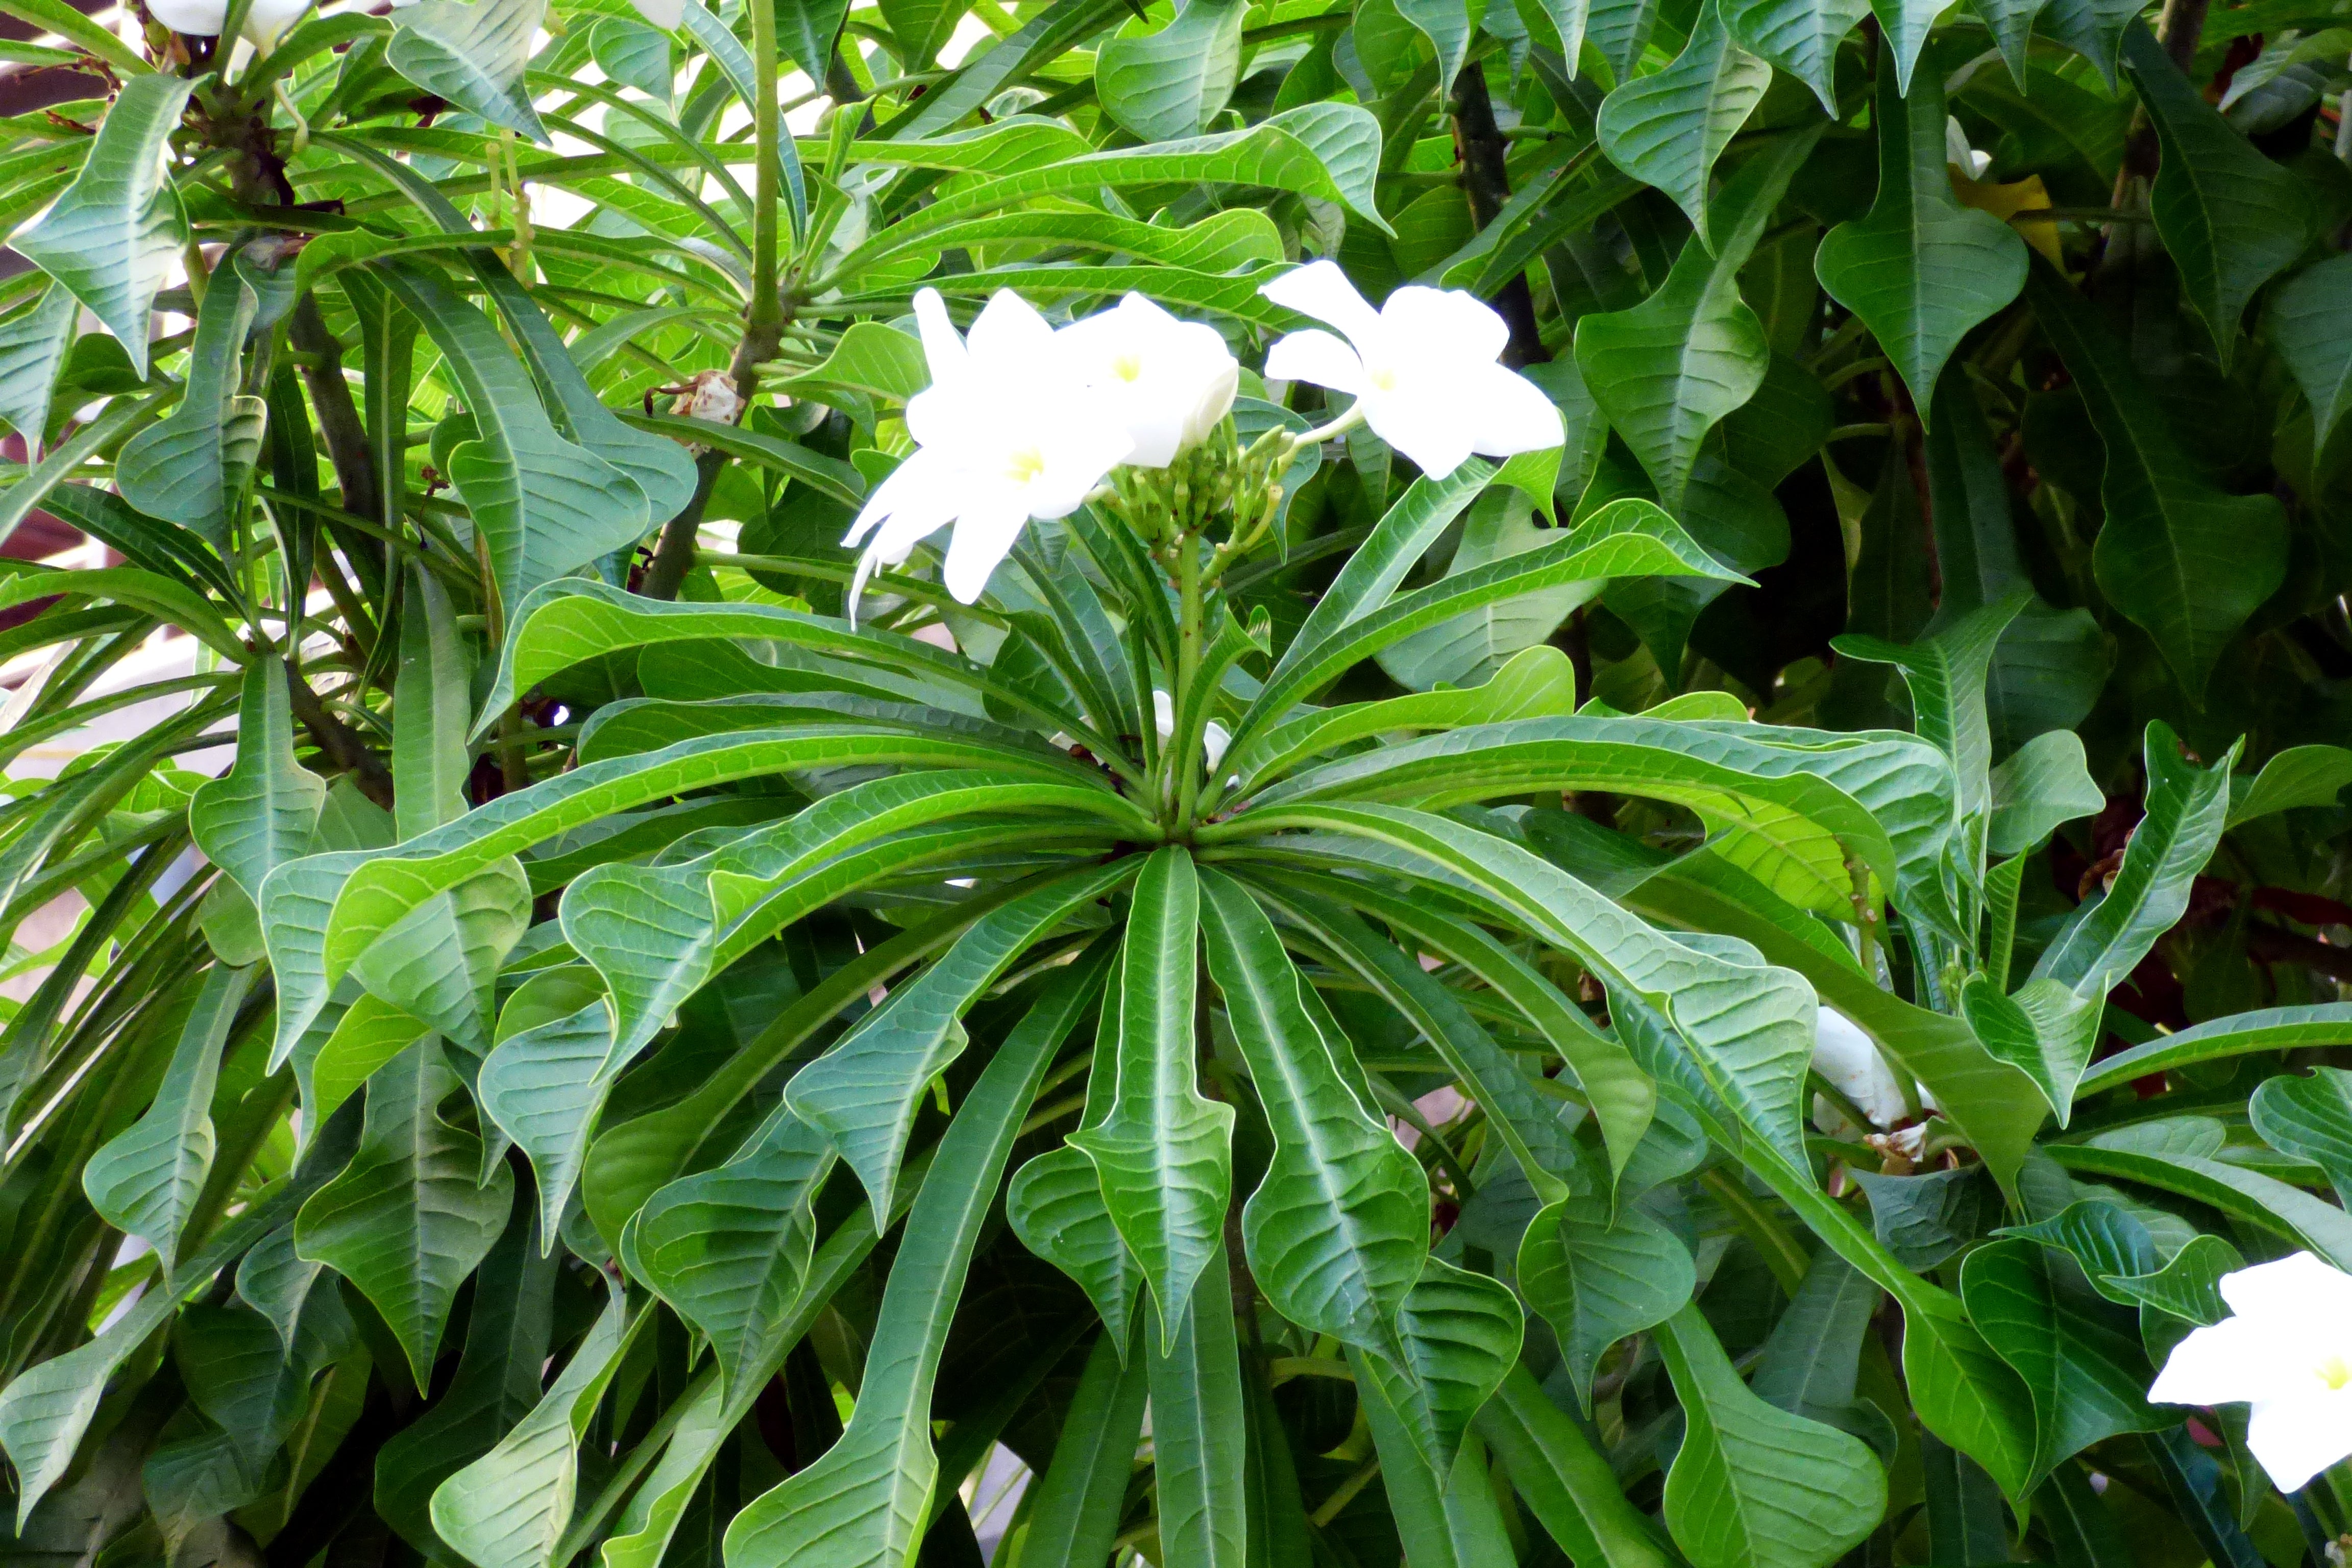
top-left (2076, 1004), bottom-right (2352, 1095)
top-left (1479, 1365), bottom-right (1677, 1568)
top-left (0, 282), bottom-right (76, 447)
top-left (295, 1041), bottom-right (517, 1392)
top-left (1816, 63), bottom-right (2028, 416)
top-left (2268, 255), bottom-right (2352, 450)
top-left (1197, 868), bottom-right (1427, 1351)
top-left (2123, 22), bottom-right (2308, 368)
top-left (82, 964), bottom-right (255, 1272)
top-left (1014, 1326), bottom-right (1150, 1568)
top-left (1594, 0), bottom-right (1772, 246)
top-left (1147, 1253), bottom-right (1250, 1568)
top-left (720, 955), bottom-right (1099, 1568)
top-left (1958, 1237), bottom-right (2166, 1486)
top-left (1097, 0), bottom-right (1245, 140)
top-left (1720, 0), bottom-right (1866, 113)
top-left (387, 0), bottom-right (548, 140)
top-left (2249, 1066), bottom-right (2352, 1208)
top-left (2025, 263), bottom-right (2286, 700)
top-left (1517, 1193), bottom-right (1695, 1409)
top-left (11, 74), bottom-right (196, 378)
top-left (189, 657), bottom-right (325, 908)
top-left (115, 254), bottom-right (267, 544)
top-left (1575, 136), bottom-right (1814, 511)
top-left (1654, 1305), bottom-right (1884, 1568)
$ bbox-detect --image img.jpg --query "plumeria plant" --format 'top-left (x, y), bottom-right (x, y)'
top-left (9, 0), bottom-right (2352, 1563)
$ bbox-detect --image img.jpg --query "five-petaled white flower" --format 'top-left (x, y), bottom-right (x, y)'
top-left (1260, 260), bottom-right (1564, 480)
top-left (149, 0), bottom-right (311, 45)
top-left (1056, 294), bottom-right (1240, 468)
top-left (843, 288), bottom-right (1133, 616)
top-left (2151, 1252), bottom-right (2352, 1490)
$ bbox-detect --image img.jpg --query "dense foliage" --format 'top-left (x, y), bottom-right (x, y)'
top-left (5, 0), bottom-right (2352, 1562)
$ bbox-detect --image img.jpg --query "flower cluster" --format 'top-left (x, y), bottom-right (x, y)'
top-left (843, 266), bottom-right (1564, 616)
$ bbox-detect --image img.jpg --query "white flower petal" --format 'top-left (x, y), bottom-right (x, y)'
top-left (2150, 1318), bottom-right (2312, 1408)
top-left (1022, 415), bottom-right (1133, 519)
top-left (150, 0), bottom-right (228, 34)
top-left (2222, 1252), bottom-right (2352, 1328)
top-left (1382, 285), bottom-right (1510, 368)
top-left (913, 288), bottom-right (966, 387)
top-left (2246, 1387), bottom-right (2352, 1492)
top-left (1464, 362), bottom-right (1566, 457)
top-left (1153, 689), bottom-right (1175, 739)
top-left (1811, 1007), bottom-right (1910, 1130)
top-left (966, 288), bottom-right (1057, 367)
top-left (1266, 329), bottom-right (1368, 397)
top-left (242, 0), bottom-right (311, 44)
top-left (1363, 381), bottom-right (1477, 480)
top-left (1204, 720), bottom-right (1231, 771)
top-left (1261, 259), bottom-right (1384, 349)
top-left (941, 490), bottom-right (1033, 604)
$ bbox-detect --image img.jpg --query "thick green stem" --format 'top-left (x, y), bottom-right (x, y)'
top-left (1172, 538), bottom-right (1205, 835)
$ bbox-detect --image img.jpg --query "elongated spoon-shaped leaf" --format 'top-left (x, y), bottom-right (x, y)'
top-left (1071, 847), bottom-right (1235, 1353)
top-left (12, 74), bottom-right (197, 377)
top-left (1595, 0), bottom-right (1772, 247)
top-left (723, 956), bottom-right (1106, 1568)
top-left (1817, 61), bottom-right (2028, 415)
top-left (189, 658), bottom-right (325, 907)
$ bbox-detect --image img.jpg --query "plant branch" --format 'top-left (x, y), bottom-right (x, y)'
top-left (1448, 59), bottom-right (1547, 368)
top-left (283, 662), bottom-right (395, 807)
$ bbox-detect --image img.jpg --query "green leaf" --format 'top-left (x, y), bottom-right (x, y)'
top-left (1241, 500), bottom-right (1744, 730)
top-left (2046, 1132), bottom-right (2352, 1268)
top-left (478, 999), bottom-right (619, 1241)
top-left (1816, 63), bottom-right (2028, 415)
top-left (1097, 0), bottom-right (1245, 140)
top-left (295, 1040), bottom-right (517, 1392)
top-left (721, 957), bottom-right (1100, 1568)
top-left (1147, 1254), bottom-right (1250, 1568)
top-left (1958, 1238), bottom-right (2166, 1486)
top-left (2268, 256), bottom-right (2352, 450)
top-left (1959, 975), bottom-right (2099, 1125)
top-left (387, 0), bottom-right (549, 141)
top-left (775, 322), bottom-right (930, 403)
top-left (189, 659), bottom-right (324, 930)
top-left (0, 282), bottom-right (77, 446)
top-left (2038, 0), bottom-right (2138, 83)
top-left (1014, 1327), bottom-right (1150, 1568)
top-left (394, 566), bottom-right (473, 839)
top-left (1594, 0), bottom-right (1773, 246)
top-left (1375, 489), bottom-right (1605, 693)
top-left (2024, 262), bottom-right (2286, 700)
top-left (2032, 721), bottom-right (2233, 1003)
top-left (788, 863), bottom-right (1133, 1216)
top-left (1989, 730), bottom-right (2104, 856)
top-left (1720, 0), bottom-right (1866, 114)
top-left (587, 16), bottom-right (672, 102)
top-left (1263, 806), bottom-right (1819, 1171)
top-left (2122, 22), bottom-right (2308, 368)
top-left (1575, 135), bottom-right (1814, 511)
top-left (633, 1104), bottom-right (834, 1395)
top-left (1517, 1192), bottom-right (1695, 1409)
top-left (11, 74), bottom-right (196, 378)
top-left (2101, 1233), bottom-right (2239, 1326)
top-left (1070, 848), bottom-right (1233, 1353)
top-left (1196, 868), bottom-right (1428, 1351)
top-left (2228, 743), bottom-right (2352, 825)
top-left (2250, 1066), bottom-right (2352, 1209)
top-left (1654, 1304), bottom-right (1884, 1568)
top-left (82, 963), bottom-right (256, 1272)
top-left (1478, 1365), bottom-right (1678, 1568)
top-left (432, 1290), bottom-right (636, 1568)
top-left (375, 1195), bottom-right (555, 1553)
top-left (1996, 1199), bottom-right (2160, 1302)
top-left (372, 263), bottom-right (649, 618)
top-left (2076, 1004), bottom-right (2352, 1095)
top-left (115, 255), bottom-right (270, 545)
top-left (1008, 1145), bottom-right (1142, 1351)
top-left (350, 860), bottom-right (532, 1059)
top-left (1751, 1253), bottom-right (1881, 1430)
top-left (0, 1099), bottom-right (360, 1525)
top-left (1356, 1257), bottom-right (1523, 1484)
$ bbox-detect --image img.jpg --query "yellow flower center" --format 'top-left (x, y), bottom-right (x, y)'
top-left (1367, 363), bottom-right (1399, 393)
top-left (1111, 352), bottom-right (1145, 383)
top-left (1004, 446), bottom-right (1047, 483)
top-left (2318, 1353), bottom-right (2352, 1390)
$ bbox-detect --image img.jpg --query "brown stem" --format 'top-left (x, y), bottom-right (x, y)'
top-left (1448, 60), bottom-right (1548, 368)
top-left (2248, 924), bottom-right (2352, 984)
top-left (284, 662), bottom-right (396, 808)
top-left (289, 296), bottom-right (380, 525)
top-left (642, 317), bottom-right (787, 599)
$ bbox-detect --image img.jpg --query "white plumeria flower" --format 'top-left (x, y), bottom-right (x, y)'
top-left (149, 0), bottom-right (310, 45)
top-left (843, 289), bottom-right (1134, 617)
top-left (1154, 689), bottom-right (1230, 772)
top-left (1056, 294), bottom-right (1239, 468)
top-left (1812, 1006), bottom-right (1912, 1131)
top-left (1260, 260), bottom-right (1564, 480)
top-left (2151, 1252), bottom-right (2352, 1490)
